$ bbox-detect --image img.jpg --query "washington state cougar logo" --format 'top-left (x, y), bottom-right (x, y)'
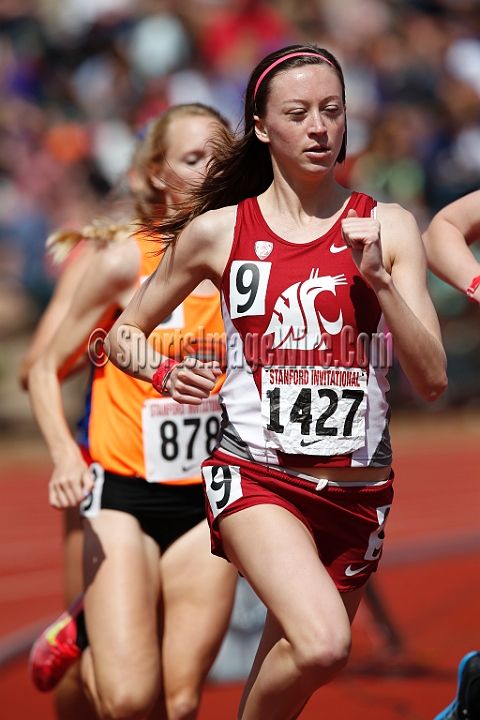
top-left (264, 270), bottom-right (348, 350)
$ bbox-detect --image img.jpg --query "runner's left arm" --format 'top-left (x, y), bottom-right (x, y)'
top-left (341, 205), bottom-right (447, 402)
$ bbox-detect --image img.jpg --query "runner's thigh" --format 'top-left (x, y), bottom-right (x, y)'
top-left (161, 519), bottom-right (237, 686)
top-left (218, 504), bottom-right (351, 649)
top-left (83, 509), bottom-right (162, 697)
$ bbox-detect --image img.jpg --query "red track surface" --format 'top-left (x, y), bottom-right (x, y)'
top-left (1, 414), bottom-right (480, 719)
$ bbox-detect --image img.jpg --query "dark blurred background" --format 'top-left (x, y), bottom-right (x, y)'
top-left (1, 0), bottom-right (480, 432)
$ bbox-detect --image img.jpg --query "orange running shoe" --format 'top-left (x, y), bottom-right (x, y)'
top-left (29, 594), bottom-right (84, 692)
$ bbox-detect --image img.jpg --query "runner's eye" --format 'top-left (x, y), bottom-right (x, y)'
top-left (184, 153), bottom-right (203, 166)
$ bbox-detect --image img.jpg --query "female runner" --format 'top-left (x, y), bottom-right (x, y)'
top-left (27, 103), bottom-right (237, 720)
top-left (107, 45), bottom-right (448, 719)
top-left (423, 190), bottom-right (480, 720)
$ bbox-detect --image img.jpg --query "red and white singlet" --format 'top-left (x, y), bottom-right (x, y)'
top-left (218, 191), bottom-right (392, 469)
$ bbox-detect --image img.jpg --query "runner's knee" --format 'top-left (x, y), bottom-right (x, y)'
top-left (166, 687), bottom-right (200, 720)
top-left (294, 624), bottom-right (352, 681)
top-left (96, 679), bottom-right (158, 720)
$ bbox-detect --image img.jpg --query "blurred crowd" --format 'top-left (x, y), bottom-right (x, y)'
top-left (1, 0), bottom-right (480, 409)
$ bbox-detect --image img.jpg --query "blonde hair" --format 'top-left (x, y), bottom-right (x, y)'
top-left (47, 103), bottom-right (229, 264)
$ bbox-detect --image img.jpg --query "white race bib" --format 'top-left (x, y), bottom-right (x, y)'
top-left (142, 395), bottom-right (222, 482)
top-left (229, 261), bottom-right (271, 319)
top-left (203, 464), bottom-right (243, 519)
top-left (261, 366), bottom-right (367, 456)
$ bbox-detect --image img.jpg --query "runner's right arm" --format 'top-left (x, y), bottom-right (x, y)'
top-left (108, 208), bottom-right (235, 402)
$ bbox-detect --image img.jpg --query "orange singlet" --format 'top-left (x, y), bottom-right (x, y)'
top-left (88, 236), bottom-right (225, 484)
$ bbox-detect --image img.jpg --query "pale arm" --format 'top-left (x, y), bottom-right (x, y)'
top-left (28, 242), bottom-right (140, 508)
top-left (422, 190), bottom-right (480, 302)
top-left (19, 243), bottom-right (95, 389)
top-left (341, 205), bottom-right (447, 402)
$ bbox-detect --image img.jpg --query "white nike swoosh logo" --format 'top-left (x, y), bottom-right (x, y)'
top-left (345, 564), bottom-right (369, 577)
top-left (330, 243), bottom-right (348, 253)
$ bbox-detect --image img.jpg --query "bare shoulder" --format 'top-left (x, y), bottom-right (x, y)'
top-left (376, 201), bottom-right (419, 236)
top-left (176, 205), bottom-right (237, 278)
top-left (376, 202), bottom-right (424, 272)
top-left (185, 205), bottom-right (237, 245)
top-left (88, 236), bottom-right (141, 290)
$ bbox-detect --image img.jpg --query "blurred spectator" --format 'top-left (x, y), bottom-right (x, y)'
top-left (195, 0), bottom-right (298, 122)
top-left (344, 105), bottom-right (427, 222)
top-left (198, 0), bottom-right (295, 75)
top-left (0, 0), bottom-right (480, 406)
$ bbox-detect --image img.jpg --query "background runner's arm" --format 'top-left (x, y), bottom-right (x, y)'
top-left (19, 243), bottom-right (95, 390)
top-left (28, 242), bottom-right (139, 508)
top-left (422, 190), bottom-right (480, 301)
top-left (342, 205), bottom-right (447, 403)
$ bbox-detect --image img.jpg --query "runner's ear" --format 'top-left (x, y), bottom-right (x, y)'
top-left (253, 116), bottom-right (270, 145)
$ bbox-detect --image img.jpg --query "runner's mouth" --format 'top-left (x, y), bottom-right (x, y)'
top-left (305, 146), bottom-right (329, 155)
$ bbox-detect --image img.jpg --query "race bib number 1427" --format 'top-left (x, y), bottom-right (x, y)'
top-left (261, 366), bottom-right (367, 456)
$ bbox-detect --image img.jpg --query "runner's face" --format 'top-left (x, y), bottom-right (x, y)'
top-left (152, 114), bottom-right (220, 204)
top-left (255, 64), bottom-right (345, 178)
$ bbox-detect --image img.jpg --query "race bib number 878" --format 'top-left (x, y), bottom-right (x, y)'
top-left (143, 396), bottom-right (221, 482)
top-left (261, 366), bottom-right (367, 456)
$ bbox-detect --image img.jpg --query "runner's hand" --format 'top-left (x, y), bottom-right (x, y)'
top-left (167, 357), bottom-right (222, 405)
top-left (341, 209), bottom-right (388, 287)
top-left (49, 447), bottom-right (94, 508)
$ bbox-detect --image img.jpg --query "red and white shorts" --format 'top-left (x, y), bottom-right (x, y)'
top-left (202, 449), bottom-right (394, 592)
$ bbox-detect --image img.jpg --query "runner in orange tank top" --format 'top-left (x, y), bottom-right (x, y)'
top-left (27, 105), bottom-right (237, 720)
top-left (89, 233), bottom-right (225, 482)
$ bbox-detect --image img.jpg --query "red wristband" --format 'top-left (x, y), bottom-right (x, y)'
top-left (152, 359), bottom-right (179, 396)
top-left (466, 275), bottom-right (480, 302)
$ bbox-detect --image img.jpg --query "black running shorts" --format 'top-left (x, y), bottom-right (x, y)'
top-left (80, 465), bottom-right (206, 553)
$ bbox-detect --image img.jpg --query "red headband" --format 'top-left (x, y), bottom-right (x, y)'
top-left (253, 52), bottom-right (336, 103)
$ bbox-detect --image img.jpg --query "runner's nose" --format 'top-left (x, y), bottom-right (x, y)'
top-left (310, 110), bottom-right (327, 134)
